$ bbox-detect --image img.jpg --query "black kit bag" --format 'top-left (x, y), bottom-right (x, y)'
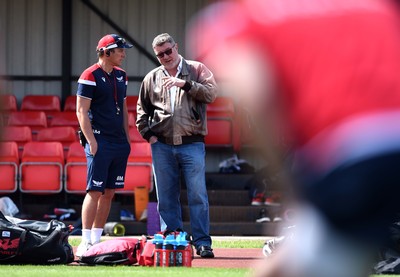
top-left (0, 211), bottom-right (74, 264)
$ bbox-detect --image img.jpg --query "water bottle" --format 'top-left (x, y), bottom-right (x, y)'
top-left (175, 232), bottom-right (188, 267)
top-left (163, 234), bottom-right (177, 267)
top-left (152, 234), bottom-right (164, 267)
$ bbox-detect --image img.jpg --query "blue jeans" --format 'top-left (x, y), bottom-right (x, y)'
top-left (151, 141), bottom-right (211, 248)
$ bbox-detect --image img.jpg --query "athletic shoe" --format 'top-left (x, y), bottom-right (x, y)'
top-left (263, 236), bottom-right (285, 257)
top-left (75, 240), bottom-right (92, 257)
top-left (263, 239), bottom-right (276, 256)
top-left (264, 193), bottom-right (282, 206)
top-left (273, 215), bottom-right (283, 222)
top-left (256, 208), bottom-right (271, 223)
top-left (251, 193), bottom-right (265, 206)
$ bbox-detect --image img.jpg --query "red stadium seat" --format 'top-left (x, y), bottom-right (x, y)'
top-left (129, 127), bottom-right (146, 142)
top-left (128, 112), bottom-right (136, 128)
top-left (37, 126), bottom-right (78, 157)
top-left (205, 119), bottom-right (234, 147)
top-left (64, 141), bottom-right (87, 194)
top-left (126, 95), bottom-right (138, 114)
top-left (21, 95), bottom-right (61, 111)
top-left (129, 142), bottom-right (152, 163)
top-left (0, 126), bottom-right (33, 158)
top-left (7, 111), bottom-right (47, 140)
top-left (207, 96), bottom-right (235, 118)
top-left (49, 111), bottom-right (79, 134)
top-left (118, 142), bottom-right (153, 194)
top-left (0, 142), bottom-right (19, 193)
top-left (127, 113), bottom-right (146, 142)
top-left (205, 96), bottom-right (241, 151)
top-left (21, 95), bottom-right (61, 125)
top-left (0, 94), bottom-right (18, 112)
top-left (19, 141), bottom-right (64, 194)
top-left (63, 95), bottom-right (77, 111)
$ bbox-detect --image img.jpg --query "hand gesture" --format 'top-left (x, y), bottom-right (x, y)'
top-left (162, 76), bottom-right (185, 90)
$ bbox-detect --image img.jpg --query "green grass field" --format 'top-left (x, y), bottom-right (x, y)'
top-left (0, 237), bottom-right (396, 277)
top-left (0, 265), bottom-right (250, 277)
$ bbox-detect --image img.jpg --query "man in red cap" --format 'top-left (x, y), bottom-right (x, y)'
top-left (75, 34), bottom-right (132, 257)
top-left (188, 0), bottom-right (400, 276)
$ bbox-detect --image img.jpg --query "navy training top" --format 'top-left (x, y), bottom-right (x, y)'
top-left (77, 63), bottom-right (128, 143)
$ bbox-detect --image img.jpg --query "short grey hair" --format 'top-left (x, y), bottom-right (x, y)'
top-left (152, 33), bottom-right (176, 48)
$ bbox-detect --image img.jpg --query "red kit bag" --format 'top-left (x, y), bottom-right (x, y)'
top-left (78, 237), bottom-right (139, 266)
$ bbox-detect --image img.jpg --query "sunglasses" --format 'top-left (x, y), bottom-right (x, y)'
top-left (155, 44), bottom-right (175, 59)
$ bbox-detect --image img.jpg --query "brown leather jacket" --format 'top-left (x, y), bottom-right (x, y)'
top-left (136, 58), bottom-right (218, 145)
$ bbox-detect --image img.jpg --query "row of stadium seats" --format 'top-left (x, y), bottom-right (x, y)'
top-left (0, 94), bottom-right (244, 150)
top-left (1, 93), bottom-right (235, 116)
top-left (0, 94), bottom-right (76, 113)
top-left (0, 94), bottom-right (137, 113)
top-left (0, 141), bottom-right (153, 195)
top-left (1, 124), bottom-right (146, 157)
top-left (0, 94), bottom-right (138, 115)
top-left (0, 118), bottom-right (236, 157)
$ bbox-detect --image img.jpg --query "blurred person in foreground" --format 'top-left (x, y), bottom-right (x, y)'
top-left (75, 34), bottom-right (132, 257)
top-left (136, 33), bottom-right (217, 258)
top-left (187, 0), bottom-right (400, 276)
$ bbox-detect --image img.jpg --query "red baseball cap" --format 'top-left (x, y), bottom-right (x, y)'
top-left (96, 34), bottom-right (133, 52)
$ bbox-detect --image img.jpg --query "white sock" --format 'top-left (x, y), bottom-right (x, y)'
top-left (91, 228), bottom-right (103, 244)
top-left (82, 229), bottom-right (91, 243)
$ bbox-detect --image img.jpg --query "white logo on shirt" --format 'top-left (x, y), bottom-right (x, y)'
top-left (92, 180), bottom-right (103, 187)
top-left (102, 77), bottom-right (106, 82)
top-left (116, 76), bottom-right (124, 82)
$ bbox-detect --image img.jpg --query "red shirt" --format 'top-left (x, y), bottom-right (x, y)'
top-left (191, 0), bottom-right (400, 148)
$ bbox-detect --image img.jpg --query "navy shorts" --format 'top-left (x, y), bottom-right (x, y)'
top-left (85, 137), bottom-right (130, 193)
